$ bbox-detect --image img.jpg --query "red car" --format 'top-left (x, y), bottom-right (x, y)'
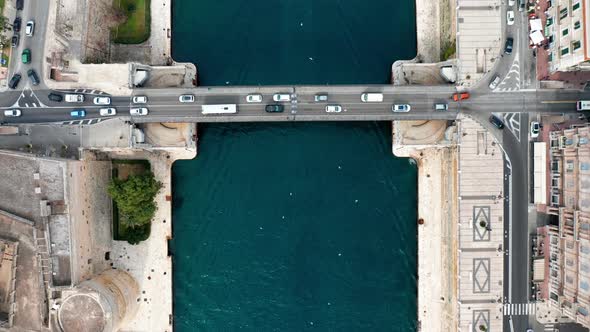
top-left (452, 92), bottom-right (470, 101)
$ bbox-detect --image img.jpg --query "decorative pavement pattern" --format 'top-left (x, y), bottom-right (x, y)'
top-left (503, 112), bottom-right (521, 142)
top-left (495, 55), bottom-right (521, 92)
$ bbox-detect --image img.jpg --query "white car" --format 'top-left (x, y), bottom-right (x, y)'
top-left (25, 20), bottom-right (34, 37)
top-left (507, 11), bottom-right (515, 26)
top-left (508, 0), bottom-right (515, 6)
top-left (392, 104), bottom-right (411, 112)
top-left (130, 107), bottom-right (148, 116)
top-left (488, 75), bottom-right (501, 89)
top-left (99, 108), bottom-right (116, 116)
top-left (93, 96), bottom-right (111, 105)
top-left (325, 105), bottom-right (342, 113)
top-left (132, 95), bottom-right (148, 104)
top-left (530, 121), bottom-right (540, 138)
top-left (3, 109), bottom-right (21, 117)
top-left (246, 94), bottom-right (263, 103)
top-left (272, 93), bottom-right (291, 102)
top-left (179, 94), bottom-right (195, 103)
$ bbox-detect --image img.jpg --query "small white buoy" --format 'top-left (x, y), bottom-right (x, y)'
top-left (328, 302), bottom-right (331, 306)
top-left (338, 166), bottom-right (342, 170)
top-left (354, 199), bottom-right (359, 203)
top-left (338, 253), bottom-right (342, 257)
top-left (300, 22), bottom-right (303, 26)
top-left (289, 192), bottom-right (293, 196)
top-left (310, 321), bottom-right (314, 326)
top-left (225, 81), bottom-right (230, 85)
top-left (282, 216), bottom-right (285, 220)
top-left (309, 57), bottom-right (314, 61)
top-left (259, 226), bottom-right (263, 230)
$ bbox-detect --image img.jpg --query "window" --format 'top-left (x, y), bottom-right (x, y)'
top-left (547, 17), bottom-right (554, 26)
top-left (573, 2), bottom-right (581, 11)
top-left (581, 245), bottom-right (590, 254)
top-left (561, 47), bottom-right (570, 56)
top-left (562, 28), bottom-right (569, 37)
top-left (573, 41), bottom-right (582, 50)
top-left (567, 258), bottom-right (575, 266)
top-left (575, 21), bottom-right (581, 30)
top-left (560, 7), bottom-right (568, 20)
top-left (567, 275), bottom-right (574, 284)
top-left (578, 306), bottom-right (589, 316)
top-left (582, 263), bottom-right (590, 272)
top-left (581, 281), bottom-right (589, 291)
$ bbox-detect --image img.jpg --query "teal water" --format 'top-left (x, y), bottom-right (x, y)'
top-left (171, 122), bottom-right (417, 331)
top-left (172, 0), bottom-right (417, 85)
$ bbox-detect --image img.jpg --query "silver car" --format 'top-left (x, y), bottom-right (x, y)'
top-left (130, 107), bottom-right (148, 116)
top-left (246, 94), bottom-right (263, 103)
top-left (132, 95), bottom-right (148, 104)
top-left (325, 105), bottom-right (342, 113)
top-left (489, 75), bottom-right (501, 89)
top-left (392, 104), bottom-right (411, 112)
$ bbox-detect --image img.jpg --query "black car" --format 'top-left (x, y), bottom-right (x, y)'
top-left (11, 35), bottom-right (18, 48)
top-left (265, 104), bottom-right (284, 113)
top-left (27, 69), bottom-right (40, 86)
top-left (48, 92), bottom-right (63, 102)
top-left (16, 0), bottom-right (23, 10)
top-left (13, 17), bottom-right (21, 33)
top-left (8, 73), bottom-right (21, 89)
top-left (504, 38), bottom-right (514, 55)
top-left (489, 115), bottom-right (505, 129)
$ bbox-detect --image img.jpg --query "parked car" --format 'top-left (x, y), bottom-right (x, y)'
top-left (27, 69), bottom-right (39, 86)
top-left (488, 75), bottom-right (501, 89)
top-left (70, 109), bottom-right (86, 118)
top-left (265, 104), bottom-right (284, 113)
top-left (3, 109), bottom-right (21, 117)
top-left (392, 104), bottom-right (411, 112)
top-left (489, 115), bottom-right (505, 129)
top-left (93, 96), bottom-right (111, 105)
top-left (21, 48), bottom-right (30, 64)
top-left (530, 121), bottom-right (540, 138)
top-left (13, 17), bottom-right (21, 33)
top-left (507, 11), bottom-right (515, 26)
top-left (130, 107), bottom-right (148, 116)
top-left (132, 95), bottom-right (148, 104)
top-left (8, 73), bottom-right (21, 89)
top-left (65, 94), bottom-right (84, 102)
top-left (452, 92), bottom-right (470, 101)
top-left (179, 94), bottom-right (195, 103)
top-left (16, 0), bottom-right (23, 11)
top-left (48, 93), bottom-right (63, 102)
top-left (504, 37), bottom-right (514, 54)
top-left (25, 20), bottom-right (34, 37)
top-left (246, 94), bottom-right (262, 103)
top-left (273, 93), bottom-right (291, 102)
top-left (11, 35), bottom-right (18, 47)
top-left (99, 108), bottom-right (117, 116)
top-left (434, 103), bottom-right (448, 111)
top-left (325, 105), bottom-right (342, 113)
top-left (315, 94), bottom-right (328, 102)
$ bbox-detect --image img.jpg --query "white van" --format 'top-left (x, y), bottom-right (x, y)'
top-left (65, 94), bottom-right (84, 103)
top-left (577, 100), bottom-right (590, 111)
top-left (361, 93), bottom-right (383, 102)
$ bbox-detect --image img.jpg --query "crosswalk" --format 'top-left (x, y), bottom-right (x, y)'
top-left (503, 302), bottom-right (536, 315)
top-left (543, 323), bottom-right (556, 331)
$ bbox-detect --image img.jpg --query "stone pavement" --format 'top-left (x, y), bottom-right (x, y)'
top-left (456, 115), bottom-right (505, 331)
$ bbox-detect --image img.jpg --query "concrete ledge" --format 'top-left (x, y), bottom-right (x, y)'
top-left (0, 210), bottom-right (34, 226)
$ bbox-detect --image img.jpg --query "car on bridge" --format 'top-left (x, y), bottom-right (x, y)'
top-left (4, 109), bottom-right (21, 117)
top-left (489, 115), bottom-right (504, 129)
top-left (130, 107), bottom-right (148, 116)
top-left (265, 104), bottom-right (284, 113)
top-left (132, 95), bottom-right (148, 104)
top-left (246, 94), bottom-right (262, 103)
top-left (21, 49), bottom-right (30, 64)
top-left (8, 74), bottom-right (21, 89)
top-left (452, 92), bottom-right (470, 101)
top-left (99, 108), bottom-right (116, 116)
top-left (325, 105), bottom-right (342, 113)
top-left (273, 94), bottom-right (291, 102)
top-left (70, 109), bottom-right (86, 118)
top-left (179, 94), bottom-right (195, 103)
top-left (361, 93), bottom-right (383, 102)
top-left (392, 104), bottom-right (411, 112)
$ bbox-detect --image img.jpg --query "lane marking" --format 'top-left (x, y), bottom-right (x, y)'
top-left (541, 100), bottom-right (577, 104)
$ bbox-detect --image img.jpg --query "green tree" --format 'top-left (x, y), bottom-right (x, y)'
top-left (108, 172), bottom-right (162, 229)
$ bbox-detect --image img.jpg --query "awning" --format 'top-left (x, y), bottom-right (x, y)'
top-left (531, 18), bottom-right (543, 32)
top-left (533, 258), bottom-right (545, 282)
top-left (534, 142), bottom-right (547, 204)
top-left (531, 30), bottom-right (545, 45)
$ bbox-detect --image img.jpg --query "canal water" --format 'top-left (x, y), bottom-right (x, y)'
top-left (171, 0), bottom-right (418, 331)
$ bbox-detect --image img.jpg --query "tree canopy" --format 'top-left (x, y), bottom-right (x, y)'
top-left (108, 172), bottom-right (162, 229)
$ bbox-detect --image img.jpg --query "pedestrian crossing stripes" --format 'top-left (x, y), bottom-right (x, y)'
top-left (544, 323), bottom-right (555, 331)
top-left (503, 302), bottom-right (536, 316)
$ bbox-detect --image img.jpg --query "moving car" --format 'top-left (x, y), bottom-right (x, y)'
top-left (504, 37), bottom-right (514, 54)
top-left (489, 115), bottom-right (505, 129)
top-left (130, 107), bottom-right (148, 116)
top-left (21, 48), bottom-right (30, 64)
top-left (361, 93), bottom-right (383, 102)
top-left (434, 103), bottom-right (448, 111)
top-left (452, 92), bottom-right (470, 101)
top-left (3, 109), bottom-right (21, 117)
top-left (530, 121), bottom-right (540, 138)
top-left (65, 94), bottom-right (84, 102)
top-left (132, 95), bottom-right (148, 104)
top-left (8, 74), bottom-right (21, 89)
top-left (179, 94), bottom-right (195, 103)
top-left (272, 93), bottom-right (291, 102)
top-left (25, 20), bottom-right (34, 37)
top-left (507, 11), bottom-right (515, 26)
top-left (27, 69), bottom-right (39, 86)
top-left (70, 109), bottom-right (86, 118)
top-left (392, 104), bottom-right (411, 112)
top-left (99, 108), bottom-right (117, 116)
top-left (13, 17), bottom-right (21, 33)
top-left (265, 104), bottom-right (284, 113)
top-left (246, 94), bottom-right (262, 103)
top-left (488, 75), bottom-right (500, 89)
top-left (48, 93), bottom-right (63, 102)
top-left (325, 105), bottom-right (342, 113)
top-left (315, 94), bottom-right (328, 102)
top-left (93, 96), bottom-right (111, 105)
top-left (576, 100), bottom-right (590, 111)
top-left (11, 35), bottom-right (18, 47)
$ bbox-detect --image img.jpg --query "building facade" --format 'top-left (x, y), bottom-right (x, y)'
top-left (538, 124), bottom-right (590, 327)
top-left (546, 0), bottom-right (590, 72)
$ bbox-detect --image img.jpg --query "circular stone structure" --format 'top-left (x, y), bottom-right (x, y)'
top-left (57, 270), bottom-right (139, 332)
